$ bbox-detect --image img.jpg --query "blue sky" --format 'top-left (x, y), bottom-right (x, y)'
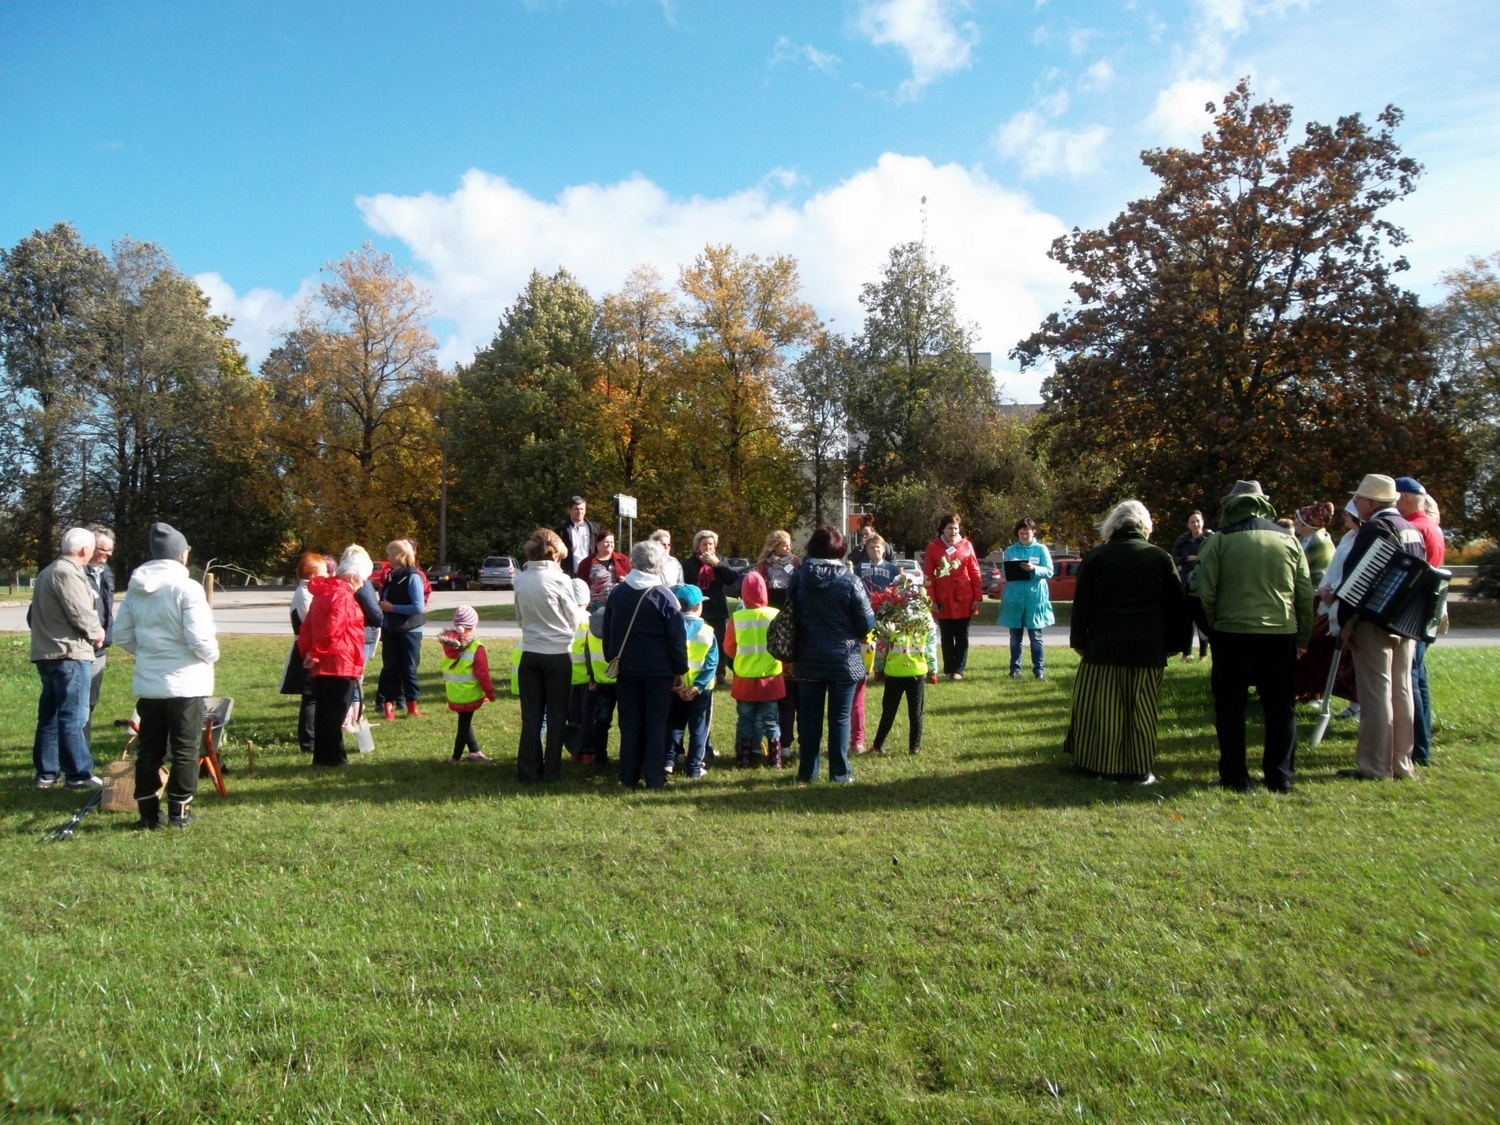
top-left (4, 0), bottom-right (1497, 401)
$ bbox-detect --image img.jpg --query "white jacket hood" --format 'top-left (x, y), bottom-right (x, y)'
top-left (114, 559), bottom-right (219, 698)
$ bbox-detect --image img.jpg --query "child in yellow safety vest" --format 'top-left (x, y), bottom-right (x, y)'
top-left (666, 584), bottom-right (719, 778)
top-left (871, 611), bottom-right (939, 755)
top-left (439, 605), bottom-right (497, 762)
top-left (724, 572), bottom-right (786, 768)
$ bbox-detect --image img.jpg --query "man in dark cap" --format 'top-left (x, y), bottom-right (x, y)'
top-left (1395, 477), bottom-right (1444, 766)
top-left (1196, 480), bottom-right (1315, 792)
top-left (113, 522), bottom-right (220, 828)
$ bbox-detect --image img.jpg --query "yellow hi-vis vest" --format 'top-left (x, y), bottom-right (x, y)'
top-left (442, 638), bottom-right (485, 705)
top-left (586, 629), bottom-right (615, 686)
top-left (569, 619), bottom-right (591, 686)
top-left (509, 640), bottom-right (523, 696)
top-left (684, 616), bottom-right (715, 692)
top-left (731, 606), bottom-right (781, 678)
top-left (884, 630), bottom-right (929, 678)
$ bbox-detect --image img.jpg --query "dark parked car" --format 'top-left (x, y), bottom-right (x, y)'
top-left (988, 554), bottom-right (1082, 601)
top-left (430, 564), bottom-right (469, 591)
top-left (477, 556), bottom-right (516, 590)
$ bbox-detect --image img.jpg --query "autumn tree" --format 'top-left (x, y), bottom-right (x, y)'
top-left (447, 268), bottom-right (602, 560)
top-left (1014, 80), bottom-right (1465, 538)
top-left (1432, 252), bottom-right (1500, 534)
top-left (266, 245), bottom-right (444, 552)
top-left (596, 265), bottom-right (680, 515)
top-left (674, 245), bottom-right (815, 552)
top-left (0, 223), bottom-right (109, 568)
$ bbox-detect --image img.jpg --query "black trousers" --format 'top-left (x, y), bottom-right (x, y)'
top-left (937, 617), bottom-right (972, 676)
top-left (311, 676), bottom-right (357, 766)
top-left (517, 651), bottom-right (571, 782)
top-left (1210, 631), bottom-right (1297, 790)
top-left (453, 709), bottom-right (481, 759)
top-left (587, 683), bottom-right (617, 764)
top-left (297, 690), bottom-right (316, 753)
top-left (134, 696), bottom-right (205, 805)
top-left (872, 676), bottom-right (926, 752)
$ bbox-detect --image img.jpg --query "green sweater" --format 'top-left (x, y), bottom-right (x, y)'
top-left (1197, 494), bottom-right (1315, 645)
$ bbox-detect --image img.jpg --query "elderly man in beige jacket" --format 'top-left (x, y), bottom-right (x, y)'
top-left (29, 527), bottom-right (105, 789)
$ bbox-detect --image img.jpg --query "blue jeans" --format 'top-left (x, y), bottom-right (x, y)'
top-left (1411, 641), bottom-right (1432, 764)
top-left (33, 658), bottom-right (95, 782)
top-left (797, 679), bottom-right (859, 783)
top-left (735, 699), bottom-right (780, 747)
top-left (667, 690), bottom-right (713, 777)
top-left (376, 628), bottom-right (422, 706)
top-left (616, 675), bottom-right (675, 789)
top-left (1009, 627), bottom-right (1045, 677)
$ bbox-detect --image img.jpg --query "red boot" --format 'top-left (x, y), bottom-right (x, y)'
top-left (406, 702), bottom-right (424, 718)
top-left (382, 702), bottom-right (396, 723)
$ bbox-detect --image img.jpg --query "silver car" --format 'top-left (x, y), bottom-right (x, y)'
top-left (895, 558), bottom-right (925, 587)
top-left (477, 555), bottom-right (516, 590)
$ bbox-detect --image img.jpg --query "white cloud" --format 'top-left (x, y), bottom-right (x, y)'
top-left (1143, 77), bottom-right (1225, 145)
top-left (994, 111), bottom-right (1110, 178)
top-left (855, 0), bottom-right (977, 99)
top-left (354, 155), bottom-right (1071, 400)
top-left (195, 272), bottom-right (312, 363)
top-left (771, 35), bottom-right (841, 73)
top-left (1079, 59), bottom-right (1114, 91)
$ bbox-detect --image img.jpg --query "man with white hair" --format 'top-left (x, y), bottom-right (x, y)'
top-left (650, 529), bottom-right (684, 586)
top-left (114, 522), bottom-right (220, 828)
top-left (28, 526), bottom-right (105, 789)
top-left (83, 525), bottom-right (116, 747)
top-left (1196, 480), bottom-right (1314, 793)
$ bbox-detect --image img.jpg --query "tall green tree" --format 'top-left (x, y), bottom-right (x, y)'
top-left (779, 330), bottom-right (853, 530)
top-left (87, 238), bottom-right (288, 579)
top-left (848, 240), bottom-right (1024, 554)
top-left (0, 223), bottom-right (109, 568)
top-left (1014, 79), bottom-right (1464, 537)
top-left (448, 268), bottom-right (602, 561)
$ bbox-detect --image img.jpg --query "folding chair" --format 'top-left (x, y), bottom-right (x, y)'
top-left (198, 696), bottom-right (235, 798)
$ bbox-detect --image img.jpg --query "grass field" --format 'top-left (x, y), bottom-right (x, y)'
top-left (1, 633), bottom-right (1497, 1122)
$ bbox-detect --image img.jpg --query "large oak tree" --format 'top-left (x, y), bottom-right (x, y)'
top-left (1014, 80), bottom-right (1465, 536)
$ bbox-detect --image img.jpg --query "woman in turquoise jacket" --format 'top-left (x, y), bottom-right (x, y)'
top-left (998, 517), bottom-right (1055, 679)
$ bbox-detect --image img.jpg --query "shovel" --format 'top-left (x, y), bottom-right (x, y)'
top-left (1308, 640), bottom-right (1344, 750)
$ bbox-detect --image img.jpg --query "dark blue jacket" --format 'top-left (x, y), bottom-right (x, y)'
top-left (89, 565), bottom-right (114, 649)
top-left (355, 579), bottom-right (383, 646)
top-left (788, 558), bottom-right (875, 682)
top-left (603, 580), bottom-right (688, 680)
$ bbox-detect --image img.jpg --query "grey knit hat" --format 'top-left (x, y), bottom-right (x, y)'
top-left (147, 522), bottom-right (189, 561)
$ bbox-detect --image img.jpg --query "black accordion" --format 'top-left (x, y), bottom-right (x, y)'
top-left (1335, 538), bottom-right (1450, 644)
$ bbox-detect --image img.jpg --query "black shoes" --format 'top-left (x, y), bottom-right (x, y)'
top-left (136, 797), bottom-right (161, 830)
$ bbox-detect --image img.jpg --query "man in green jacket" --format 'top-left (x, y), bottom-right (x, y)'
top-left (1197, 480), bottom-right (1315, 792)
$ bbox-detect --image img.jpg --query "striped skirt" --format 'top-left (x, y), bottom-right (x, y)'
top-left (1063, 661), bottom-right (1164, 777)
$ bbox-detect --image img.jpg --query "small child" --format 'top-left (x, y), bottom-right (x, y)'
top-left (724, 572), bottom-right (785, 768)
top-left (440, 605), bottom-right (496, 762)
top-left (666, 584), bottom-right (719, 779)
top-left (871, 608), bottom-right (939, 756)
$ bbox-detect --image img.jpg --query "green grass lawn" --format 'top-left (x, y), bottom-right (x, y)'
top-left (1, 634), bottom-right (1497, 1122)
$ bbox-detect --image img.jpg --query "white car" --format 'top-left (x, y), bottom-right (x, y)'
top-left (895, 558), bottom-right (925, 586)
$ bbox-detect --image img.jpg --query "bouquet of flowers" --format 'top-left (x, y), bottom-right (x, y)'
top-left (869, 574), bottom-right (935, 645)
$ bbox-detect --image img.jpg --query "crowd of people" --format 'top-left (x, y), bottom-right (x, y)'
top-left (25, 469), bottom-right (1450, 822)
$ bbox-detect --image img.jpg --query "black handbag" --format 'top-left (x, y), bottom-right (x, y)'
top-left (766, 596), bottom-right (798, 663)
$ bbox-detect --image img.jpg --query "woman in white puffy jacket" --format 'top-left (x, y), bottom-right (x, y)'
top-left (113, 522), bottom-right (220, 829)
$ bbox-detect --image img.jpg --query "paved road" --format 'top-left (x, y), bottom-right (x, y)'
top-left (4, 586), bottom-right (1498, 647)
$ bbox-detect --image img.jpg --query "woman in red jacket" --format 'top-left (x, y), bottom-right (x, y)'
top-left (299, 545), bottom-right (374, 767)
top-left (922, 513), bottom-right (984, 680)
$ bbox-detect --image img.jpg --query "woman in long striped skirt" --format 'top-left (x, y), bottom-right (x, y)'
top-left (1063, 500), bottom-right (1192, 784)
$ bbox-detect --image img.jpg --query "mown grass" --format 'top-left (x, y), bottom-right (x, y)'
top-left (1, 633), bottom-right (1497, 1123)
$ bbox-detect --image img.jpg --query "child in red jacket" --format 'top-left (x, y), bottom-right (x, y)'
top-left (440, 605), bottom-right (496, 762)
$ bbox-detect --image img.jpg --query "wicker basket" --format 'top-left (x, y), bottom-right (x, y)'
top-left (99, 758), bottom-right (166, 812)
